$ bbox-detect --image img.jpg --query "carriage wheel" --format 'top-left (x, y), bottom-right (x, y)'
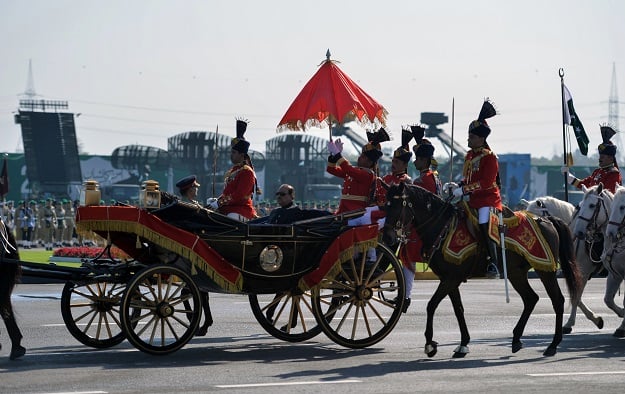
top-left (120, 264), bottom-right (201, 355)
top-left (311, 243), bottom-right (405, 348)
top-left (249, 288), bottom-right (327, 342)
top-left (61, 280), bottom-right (129, 348)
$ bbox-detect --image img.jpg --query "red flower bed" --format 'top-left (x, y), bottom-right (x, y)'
top-left (52, 246), bottom-right (130, 259)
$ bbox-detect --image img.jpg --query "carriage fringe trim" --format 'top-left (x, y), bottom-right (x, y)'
top-left (76, 219), bottom-right (243, 292)
top-left (297, 230), bottom-right (378, 291)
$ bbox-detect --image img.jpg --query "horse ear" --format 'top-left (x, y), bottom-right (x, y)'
top-left (597, 182), bottom-right (604, 193)
top-left (581, 185), bottom-right (588, 193)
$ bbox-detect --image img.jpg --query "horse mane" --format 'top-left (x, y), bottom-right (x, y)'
top-left (526, 196), bottom-right (576, 223)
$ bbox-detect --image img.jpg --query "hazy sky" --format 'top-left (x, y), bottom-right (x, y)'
top-left (1, 0), bottom-right (623, 160)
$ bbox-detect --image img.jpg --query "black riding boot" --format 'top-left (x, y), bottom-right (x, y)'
top-left (479, 223), bottom-right (500, 279)
top-left (3, 313), bottom-right (26, 360)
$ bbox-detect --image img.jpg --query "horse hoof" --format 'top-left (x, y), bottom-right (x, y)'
top-left (424, 342), bottom-right (438, 358)
top-left (562, 326), bottom-right (572, 334)
top-left (452, 345), bottom-right (469, 358)
top-left (512, 341), bottom-right (523, 353)
top-left (10, 345), bottom-right (26, 360)
top-left (596, 317), bottom-right (604, 330)
top-left (613, 329), bottom-right (625, 338)
top-left (543, 346), bottom-right (557, 357)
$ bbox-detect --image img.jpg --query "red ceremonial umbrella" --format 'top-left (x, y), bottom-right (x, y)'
top-left (277, 50), bottom-right (387, 140)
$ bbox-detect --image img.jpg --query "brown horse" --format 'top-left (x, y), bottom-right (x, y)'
top-left (1, 219), bottom-right (26, 360)
top-left (382, 183), bottom-right (582, 357)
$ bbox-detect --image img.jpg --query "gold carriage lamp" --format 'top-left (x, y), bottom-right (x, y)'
top-left (259, 245), bottom-right (283, 272)
top-left (80, 180), bottom-right (101, 206)
top-left (140, 180), bottom-right (161, 209)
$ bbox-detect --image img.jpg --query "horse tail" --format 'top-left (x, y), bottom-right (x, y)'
top-left (0, 225), bottom-right (21, 317)
top-left (547, 215), bottom-right (582, 302)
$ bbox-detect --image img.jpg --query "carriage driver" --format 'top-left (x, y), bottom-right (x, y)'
top-left (207, 119), bottom-right (261, 221)
top-left (176, 175), bottom-right (201, 205)
top-left (327, 128), bottom-right (389, 261)
top-left (449, 99), bottom-right (501, 279)
top-left (561, 125), bottom-right (622, 194)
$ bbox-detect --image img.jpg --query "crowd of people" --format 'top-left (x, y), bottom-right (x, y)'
top-left (0, 198), bottom-right (80, 250)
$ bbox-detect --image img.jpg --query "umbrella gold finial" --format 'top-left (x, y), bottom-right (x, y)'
top-left (326, 49), bottom-right (331, 61)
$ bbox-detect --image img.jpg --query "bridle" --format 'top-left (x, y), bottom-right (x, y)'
top-left (576, 193), bottom-right (609, 263)
top-left (386, 186), bottom-right (453, 258)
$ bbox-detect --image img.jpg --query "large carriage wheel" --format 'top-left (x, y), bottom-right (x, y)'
top-left (61, 280), bottom-right (129, 348)
top-left (249, 288), bottom-right (327, 342)
top-left (120, 264), bottom-right (201, 355)
top-left (311, 243), bottom-right (405, 348)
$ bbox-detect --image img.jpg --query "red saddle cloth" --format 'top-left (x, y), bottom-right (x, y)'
top-left (442, 205), bottom-right (557, 272)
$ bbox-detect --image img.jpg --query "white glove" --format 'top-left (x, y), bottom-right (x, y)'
top-left (560, 166), bottom-right (569, 175)
top-left (453, 186), bottom-right (464, 198)
top-left (328, 140), bottom-right (339, 155)
top-left (442, 182), bottom-right (458, 192)
top-left (206, 197), bottom-right (219, 210)
top-left (566, 172), bottom-right (576, 184)
top-left (334, 138), bottom-right (344, 153)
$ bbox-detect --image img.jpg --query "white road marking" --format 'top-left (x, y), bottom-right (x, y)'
top-left (215, 379), bottom-right (362, 388)
top-left (528, 371), bottom-right (625, 377)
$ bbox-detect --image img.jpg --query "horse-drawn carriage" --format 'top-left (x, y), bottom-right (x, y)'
top-left (2, 191), bottom-right (406, 355)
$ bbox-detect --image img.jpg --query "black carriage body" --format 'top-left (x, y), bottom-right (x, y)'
top-left (152, 202), bottom-right (342, 293)
top-left (76, 201), bottom-right (350, 294)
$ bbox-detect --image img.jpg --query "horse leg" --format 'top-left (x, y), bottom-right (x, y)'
top-left (424, 280), bottom-right (456, 358)
top-left (537, 271), bottom-right (565, 357)
top-left (603, 272), bottom-right (624, 318)
top-left (196, 291), bottom-right (213, 336)
top-left (564, 278), bottom-right (603, 333)
top-left (2, 310), bottom-right (26, 360)
top-left (448, 286), bottom-right (470, 358)
top-left (613, 290), bottom-right (625, 338)
top-left (506, 268), bottom-right (539, 354)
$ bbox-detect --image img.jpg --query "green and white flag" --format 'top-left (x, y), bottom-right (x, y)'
top-left (563, 84), bottom-right (589, 155)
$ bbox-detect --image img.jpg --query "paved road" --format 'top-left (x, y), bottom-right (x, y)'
top-left (1, 278), bottom-right (624, 393)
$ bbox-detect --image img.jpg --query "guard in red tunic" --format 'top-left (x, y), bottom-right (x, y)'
top-left (412, 125), bottom-right (442, 196)
top-left (208, 119), bottom-right (259, 221)
top-left (562, 125), bottom-right (622, 194)
top-left (452, 100), bottom-right (501, 278)
top-left (327, 128), bottom-right (389, 216)
top-left (379, 127), bottom-right (416, 312)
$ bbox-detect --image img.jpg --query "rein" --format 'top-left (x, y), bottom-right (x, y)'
top-left (391, 188), bottom-right (453, 263)
top-left (577, 194), bottom-right (609, 264)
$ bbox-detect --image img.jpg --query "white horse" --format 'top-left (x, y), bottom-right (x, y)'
top-left (572, 184), bottom-right (625, 336)
top-left (526, 192), bottom-right (606, 333)
top-left (524, 196), bottom-right (576, 225)
top-left (601, 184), bottom-right (625, 337)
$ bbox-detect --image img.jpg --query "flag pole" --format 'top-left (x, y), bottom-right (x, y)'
top-left (559, 68), bottom-right (569, 203)
top-left (212, 124), bottom-right (219, 198)
top-left (449, 97), bottom-right (455, 183)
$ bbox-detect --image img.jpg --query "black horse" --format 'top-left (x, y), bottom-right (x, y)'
top-left (0, 219), bottom-right (26, 360)
top-left (382, 183), bottom-right (582, 357)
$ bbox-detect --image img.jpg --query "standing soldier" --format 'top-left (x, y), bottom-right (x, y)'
top-left (54, 200), bottom-right (66, 247)
top-left (451, 99), bottom-right (501, 279)
top-left (18, 201), bottom-right (35, 249)
top-left (208, 119), bottom-right (260, 221)
top-left (43, 198), bottom-right (57, 251)
top-left (63, 199), bottom-right (75, 246)
top-left (562, 125), bottom-right (622, 194)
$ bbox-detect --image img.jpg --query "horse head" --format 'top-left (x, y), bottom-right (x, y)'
top-left (526, 196), bottom-right (576, 224)
top-left (572, 183), bottom-right (613, 240)
top-left (382, 182), bottom-right (450, 248)
top-left (606, 184), bottom-right (625, 242)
